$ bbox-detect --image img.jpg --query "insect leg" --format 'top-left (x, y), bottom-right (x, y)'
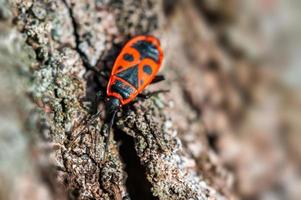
top-left (84, 66), bottom-right (108, 89)
top-left (137, 89), bottom-right (169, 99)
top-left (150, 75), bottom-right (165, 84)
top-left (91, 90), bottom-right (105, 114)
top-left (68, 109), bottom-right (103, 149)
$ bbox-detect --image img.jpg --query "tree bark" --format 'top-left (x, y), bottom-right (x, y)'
top-left (1, 0), bottom-right (300, 200)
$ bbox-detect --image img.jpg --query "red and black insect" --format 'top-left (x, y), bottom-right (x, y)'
top-left (74, 35), bottom-right (166, 157)
top-left (107, 35), bottom-right (163, 105)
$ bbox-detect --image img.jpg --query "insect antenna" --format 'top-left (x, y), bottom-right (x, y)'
top-left (102, 109), bottom-right (118, 160)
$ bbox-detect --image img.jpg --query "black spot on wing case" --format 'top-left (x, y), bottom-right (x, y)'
top-left (132, 40), bottom-right (160, 62)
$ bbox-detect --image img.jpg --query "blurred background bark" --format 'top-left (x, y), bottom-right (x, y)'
top-left (0, 0), bottom-right (300, 200)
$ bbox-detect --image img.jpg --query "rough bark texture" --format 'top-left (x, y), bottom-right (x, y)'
top-left (1, 0), bottom-right (301, 200)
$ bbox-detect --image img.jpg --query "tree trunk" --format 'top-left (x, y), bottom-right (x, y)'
top-left (1, 0), bottom-right (300, 200)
